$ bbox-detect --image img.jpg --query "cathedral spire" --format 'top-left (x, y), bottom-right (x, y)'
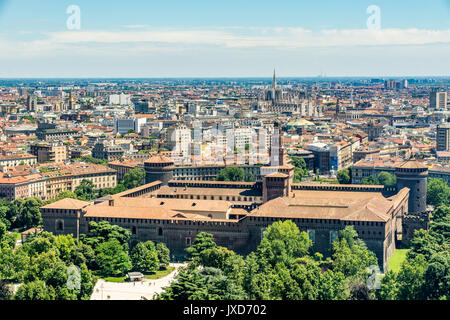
top-left (273, 69), bottom-right (277, 88)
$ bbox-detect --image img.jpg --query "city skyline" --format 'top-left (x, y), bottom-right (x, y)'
top-left (0, 0), bottom-right (449, 78)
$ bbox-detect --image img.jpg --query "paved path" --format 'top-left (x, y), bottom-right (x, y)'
top-left (90, 263), bottom-right (186, 300)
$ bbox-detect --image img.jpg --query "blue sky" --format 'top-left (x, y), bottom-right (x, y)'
top-left (0, 0), bottom-right (449, 77)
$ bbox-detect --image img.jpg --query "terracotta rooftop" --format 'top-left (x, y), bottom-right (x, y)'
top-left (249, 189), bottom-right (409, 222)
top-left (397, 160), bottom-right (428, 169)
top-left (144, 154), bottom-right (174, 164)
top-left (41, 198), bottom-right (90, 210)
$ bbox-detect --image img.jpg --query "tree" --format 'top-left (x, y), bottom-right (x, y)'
top-left (8, 198), bottom-right (43, 230)
top-left (376, 271), bottom-right (399, 300)
top-left (337, 168), bottom-right (351, 184)
top-left (422, 251), bottom-right (450, 299)
top-left (54, 234), bottom-right (77, 262)
top-left (131, 242), bottom-right (159, 273)
top-left (0, 280), bottom-right (12, 300)
top-left (331, 226), bottom-right (378, 278)
top-left (377, 171), bottom-right (396, 187)
top-left (432, 205), bottom-right (450, 222)
top-left (156, 242), bottom-right (170, 269)
top-left (290, 156), bottom-right (306, 170)
top-left (362, 175), bottom-right (380, 185)
top-left (257, 220), bottom-right (311, 266)
top-left (0, 221), bottom-right (6, 242)
top-left (81, 220), bottom-right (131, 250)
top-left (95, 239), bottom-right (131, 276)
top-left (14, 280), bottom-right (51, 300)
top-left (244, 172), bottom-right (255, 182)
top-left (155, 267), bottom-right (209, 300)
top-left (74, 179), bottom-right (96, 201)
top-left (396, 254), bottom-right (427, 300)
top-left (199, 246), bottom-right (236, 270)
top-left (216, 167), bottom-right (245, 182)
top-left (427, 178), bottom-right (450, 207)
top-left (186, 232), bottom-right (217, 261)
top-left (122, 168), bottom-right (145, 190)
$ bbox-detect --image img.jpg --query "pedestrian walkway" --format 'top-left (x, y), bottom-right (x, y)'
top-left (90, 263), bottom-right (186, 300)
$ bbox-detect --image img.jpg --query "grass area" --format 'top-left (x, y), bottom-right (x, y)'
top-left (103, 276), bottom-right (127, 283)
top-left (101, 266), bottom-right (175, 283)
top-left (389, 249), bottom-right (409, 273)
top-left (144, 266), bottom-right (175, 280)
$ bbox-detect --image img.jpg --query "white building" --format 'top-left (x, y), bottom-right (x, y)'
top-left (114, 118), bottom-right (147, 135)
top-left (108, 93), bottom-right (131, 105)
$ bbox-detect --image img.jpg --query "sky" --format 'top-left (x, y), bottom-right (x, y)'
top-left (0, 0), bottom-right (449, 78)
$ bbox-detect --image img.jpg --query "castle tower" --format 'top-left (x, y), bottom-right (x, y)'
top-left (144, 153), bottom-right (175, 185)
top-left (395, 159), bottom-right (428, 215)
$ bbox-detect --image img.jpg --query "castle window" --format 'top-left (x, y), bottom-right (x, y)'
top-left (158, 227), bottom-right (163, 236)
top-left (56, 220), bottom-right (64, 231)
top-left (132, 226), bottom-right (137, 235)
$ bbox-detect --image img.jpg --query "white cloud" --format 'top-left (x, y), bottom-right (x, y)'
top-left (0, 26), bottom-right (449, 60)
top-left (38, 27), bottom-right (450, 48)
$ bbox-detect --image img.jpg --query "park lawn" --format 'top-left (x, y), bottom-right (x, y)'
top-left (389, 249), bottom-right (409, 273)
top-left (144, 266), bottom-right (175, 280)
top-left (103, 276), bottom-right (127, 283)
top-left (101, 266), bottom-right (175, 282)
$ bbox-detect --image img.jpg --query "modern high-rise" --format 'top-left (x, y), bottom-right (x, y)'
top-left (436, 123), bottom-right (450, 152)
top-left (430, 91), bottom-right (447, 110)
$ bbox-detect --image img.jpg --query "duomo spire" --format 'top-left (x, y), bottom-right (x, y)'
top-left (273, 69), bottom-right (277, 88)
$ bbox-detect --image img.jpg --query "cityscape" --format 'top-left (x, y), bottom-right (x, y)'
top-left (0, 0), bottom-right (449, 307)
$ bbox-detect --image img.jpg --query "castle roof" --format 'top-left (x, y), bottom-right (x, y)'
top-left (41, 198), bottom-right (90, 210)
top-left (397, 160), bottom-right (428, 169)
top-left (144, 154), bottom-right (174, 164)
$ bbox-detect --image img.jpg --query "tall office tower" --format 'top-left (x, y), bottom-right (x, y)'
top-left (430, 91), bottom-right (447, 110)
top-left (436, 123), bottom-right (450, 152)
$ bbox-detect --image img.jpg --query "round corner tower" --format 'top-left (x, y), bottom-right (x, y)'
top-left (395, 160), bottom-right (428, 215)
top-left (144, 154), bottom-right (174, 185)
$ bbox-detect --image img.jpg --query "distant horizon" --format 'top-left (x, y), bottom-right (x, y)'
top-left (1, 75), bottom-right (449, 81)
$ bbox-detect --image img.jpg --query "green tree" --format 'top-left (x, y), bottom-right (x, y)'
top-left (81, 220), bottom-right (131, 250)
top-left (199, 246), bottom-right (236, 270)
top-left (331, 226), bottom-right (378, 278)
top-left (0, 280), bottom-right (12, 300)
top-left (432, 205), bottom-right (450, 222)
top-left (131, 242), bottom-right (159, 273)
top-left (8, 198), bottom-right (43, 230)
top-left (377, 171), bottom-right (396, 187)
top-left (74, 179), bottom-right (96, 201)
top-left (54, 234), bottom-right (77, 262)
top-left (290, 156), bottom-right (306, 170)
top-left (427, 178), bottom-right (450, 207)
top-left (14, 280), bottom-right (51, 300)
top-left (156, 242), bottom-right (170, 269)
top-left (362, 175), bottom-right (380, 185)
top-left (257, 220), bottom-right (311, 266)
top-left (0, 221), bottom-right (6, 242)
top-left (95, 239), bottom-right (131, 276)
top-left (396, 254), bottom-right (427, 300)
top-left (337, 168), bottom-right (351, 184)
top-left (216, 167), bottom-right (245, 182)
top-left (376, 270), bottom-right (399, 300)
top-left (186, 232), bottom-right (217, 261)
top-left (155, 267), bottom-right (209, 300)
top-left (122, 168), bottom-right (145, 190)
